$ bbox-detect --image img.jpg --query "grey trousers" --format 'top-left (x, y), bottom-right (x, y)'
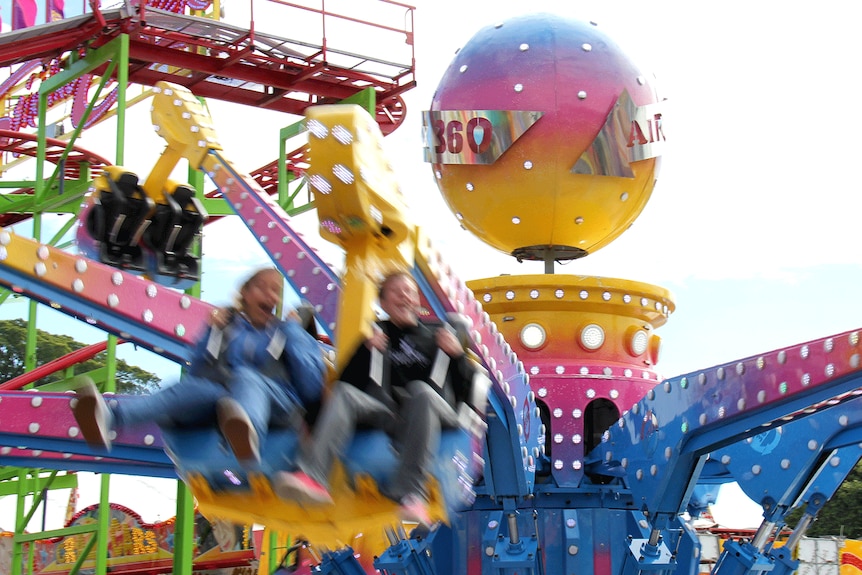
top-left (300, 380), bottom-right (460, 501)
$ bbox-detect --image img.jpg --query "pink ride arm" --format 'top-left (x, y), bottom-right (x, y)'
top-left (0, 227), bottom-right (214, 362)
top-left (0, 390), bottom-right (174, 476)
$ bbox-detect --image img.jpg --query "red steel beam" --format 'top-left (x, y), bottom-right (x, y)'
top-left (0, 339), bottom-right (124, 390)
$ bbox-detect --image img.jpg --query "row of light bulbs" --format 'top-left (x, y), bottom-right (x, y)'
top-left (518, 321), bottom-right (659, 362)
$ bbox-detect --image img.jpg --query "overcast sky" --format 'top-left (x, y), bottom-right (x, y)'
top-left (3, 0), bottom-right (862, 531)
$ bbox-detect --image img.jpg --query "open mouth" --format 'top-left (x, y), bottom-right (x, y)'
top-left (251, 303), bottom-right (276, 320)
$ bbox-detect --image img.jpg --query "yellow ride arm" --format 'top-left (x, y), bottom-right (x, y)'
top-left (305, 104), bottom-right (415, 372)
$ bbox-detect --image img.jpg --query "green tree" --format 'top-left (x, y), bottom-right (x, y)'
top-left (785, 461), bottom-right (862, 538)
top-left (0, 319), bottom-right (161, 394)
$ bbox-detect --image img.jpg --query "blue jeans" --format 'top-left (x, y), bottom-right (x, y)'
top-left (115, 366), bottom-right (301, 439)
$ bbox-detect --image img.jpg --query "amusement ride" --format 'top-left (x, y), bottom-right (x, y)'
top-left (1, 2), bottom-right (862, 575)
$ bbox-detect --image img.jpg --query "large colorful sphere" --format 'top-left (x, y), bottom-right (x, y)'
top-left (425, 13), bottom-right (664, 261)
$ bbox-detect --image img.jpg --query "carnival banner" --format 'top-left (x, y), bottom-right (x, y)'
top-left (1, 504), bottom-right (256, 575)
top-left (12, 0), bottom-right (37, 30)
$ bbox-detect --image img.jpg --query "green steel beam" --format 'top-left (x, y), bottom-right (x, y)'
top-left (0, 472), bottom-right (78, 495)
top-left (116, 34), bottom-right (129, 165)
top-left (173, 482), bottom-right (195, 575)
top-left (13, 523), bottom-right (97, 543)
top-left (0, 180), bottom-right (90, 212)
top-left (92, 475), bottom-right (110, 575)
top-left (38, 58), bottom-right (117, 203)
top-left (0, 182), bottom-right (43, 190)
top-left (33, 366), bottom-right (111, 391)
top-left (198, 196), bottom-right (235, 215)
top-left (14, 471), bottom-right (55, 528)
top-left (24, 299), bottom-right (38, 384)
top-left (277, 119), bottom-right (304, 207)
top-left (11, 469), bottom-right (30, 575)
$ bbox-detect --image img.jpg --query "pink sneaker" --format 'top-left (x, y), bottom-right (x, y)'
top-left (273, 471), bottom-right (333, 505)
top-left (398, 494), bottom-right (432, 526)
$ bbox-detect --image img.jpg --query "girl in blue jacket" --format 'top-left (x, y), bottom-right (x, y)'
top-left (72, 266), bottom-right (325, 464)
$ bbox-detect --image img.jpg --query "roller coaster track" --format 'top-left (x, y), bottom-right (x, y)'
top-left (0, 2), bottom-right (414, 134)
top-left (0, 129), bottom-right (112, 227)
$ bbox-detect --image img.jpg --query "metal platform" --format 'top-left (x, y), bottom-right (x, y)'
top-left (0, 2), bottom-right (414, 132)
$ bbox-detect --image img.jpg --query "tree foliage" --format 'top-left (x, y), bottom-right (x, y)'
top-left (0, 319), bottom-right (161, 394)
top-left (785, 460), bottom-right (862, 538)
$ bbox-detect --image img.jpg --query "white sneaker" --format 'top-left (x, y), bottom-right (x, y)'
top-left (217, 397), bottom-right (260, 463)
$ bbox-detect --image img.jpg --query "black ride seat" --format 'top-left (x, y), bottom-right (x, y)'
top-left (91, 170), bottom-right (154, 272)
top-left (144, 183), bottom-right (207, 281)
